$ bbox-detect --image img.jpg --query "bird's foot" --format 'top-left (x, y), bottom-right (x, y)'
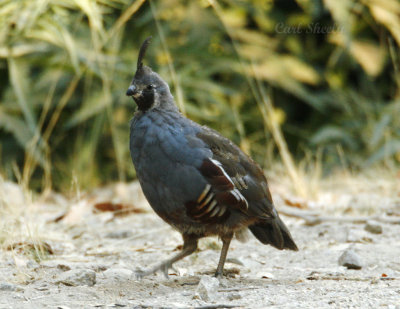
top-left (134, 262), bottom-right (177, 280)
top-left (214, 270), bottom-right (223, 278)
top-left (134, 268), bottom-right (146, 280)
top-left (159, 262), bottom-right (176, 279)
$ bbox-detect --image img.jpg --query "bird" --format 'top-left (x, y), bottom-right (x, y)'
top-left (127, 37), bottom-right (298, 278)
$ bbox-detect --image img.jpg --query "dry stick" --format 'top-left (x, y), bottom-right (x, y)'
top-left (193, 304), bottom-right (242, 309)
top-left (279, 205), bottom-right (400, 225)
top-left (307, 275), bottom-right (395, 282)
top-left (138, 304), bottom-right (239, 309)
top-left (132, 305), bottom-right (238, 309)
top-left (218, 286), bottom-right (261, 292)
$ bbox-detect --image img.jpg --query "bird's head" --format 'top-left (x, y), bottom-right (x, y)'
top-left (126, 37), bottom-right (174, 112)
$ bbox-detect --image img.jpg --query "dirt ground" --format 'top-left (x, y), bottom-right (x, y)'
top-left (0, 175), bottom-right (399, 309)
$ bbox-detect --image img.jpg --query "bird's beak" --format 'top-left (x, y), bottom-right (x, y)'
top-left (126, 85), bottom-right (137, 96)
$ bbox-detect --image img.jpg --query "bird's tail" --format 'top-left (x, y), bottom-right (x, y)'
top-left (249, 216), bottom-right (298, 251)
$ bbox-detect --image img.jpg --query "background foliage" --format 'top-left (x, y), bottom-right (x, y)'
top-left (0, 0), bottom-right (399, 192)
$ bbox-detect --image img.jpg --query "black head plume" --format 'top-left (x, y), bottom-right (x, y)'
top-left (127, 36), bottom-right (176, 112)
top-left (137, 36), bottom-right (152, 73)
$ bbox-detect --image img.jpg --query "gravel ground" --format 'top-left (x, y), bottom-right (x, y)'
top-left (0, 179), bottom-right (399, 309)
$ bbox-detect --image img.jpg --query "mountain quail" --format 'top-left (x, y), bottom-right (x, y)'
top-left (127, 37), bottom-right (298, 278)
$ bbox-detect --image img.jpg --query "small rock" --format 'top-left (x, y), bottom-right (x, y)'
top-left (256, 271), bottom-right (275, 279)
top-left (195, 275), bottom-right (220, 301)
top-left (103, 268), bottom-right (133, 281)
top-left (56, 269), bottom-right (96, 286)
top-left (226, 257), bottom-right (244, 266)
top-left (227, 293), bottom-right (242, 300)
top-left (105, 303), bottom-right (128, 308)
top-left (339, 249), bottom-right (363, 270)
top-left (105, 230), bottom-right (133, 239)
top-left (57, 264), bottom-right (71, 271)
top-left (364, 221), bottom-right (382, 234)
top-left (0, 282), bottom-right (23, 292)
top-left (40, 259), bottom-right (71, 269)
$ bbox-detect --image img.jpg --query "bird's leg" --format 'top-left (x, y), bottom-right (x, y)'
top-left (136, 234), bottom-right (198, 279)
top-left (215, 232), bottom-right (233, 277)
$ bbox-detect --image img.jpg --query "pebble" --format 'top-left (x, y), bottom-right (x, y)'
top-left (57, 264), bottom-right (72, 271)
top-left (41, 260), bottom-right (73, 269)
top-left (364, 221), bottom-right (382, 234)
top-left (339, 249), bottom-right (363, 270)
top-left (56, 269), bottom-right (96, 286)
top-left (227, 293), bottom-right (242, 300)
top-left (0, 282), bottom-right (23, 292)
top-left (195, 275), bottom-right (220, 301)
top-left (256, 271), bottom-right (275, 279)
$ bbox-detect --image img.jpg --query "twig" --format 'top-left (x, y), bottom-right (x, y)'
top-left (306, 275), bottom-right (397, 282)
top-left (218, 286), bottom-right (261, 292)
top-left (132, 305), bottom-right (239, 309)
top-left (279, 206), bottom-right (400, 226)
top-left (193, 305), bottom-right (239, 309)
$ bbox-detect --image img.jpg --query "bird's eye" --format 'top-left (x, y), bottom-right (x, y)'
top-left (146, 84), bottom-right (154, 90)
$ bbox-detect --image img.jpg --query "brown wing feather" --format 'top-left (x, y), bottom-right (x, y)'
top-left (199, 158), bottom-right (248, 211)
top-left (196, 127), bottom-right (276, 219)
top-left (185, 157), bottom-right (248, 224)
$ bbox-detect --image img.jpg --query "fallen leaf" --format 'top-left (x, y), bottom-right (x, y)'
top-left (283, 196), bottom-right (309, 209)
top-left (93, 202), bottom-right (146, 216)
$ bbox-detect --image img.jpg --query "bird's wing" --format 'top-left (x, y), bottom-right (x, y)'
top-left (184, 126), bottom-right (277, 223)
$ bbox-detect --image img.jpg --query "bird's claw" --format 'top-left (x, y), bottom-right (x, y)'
top-left (134, 268), bottom-right (149, 280)
top-left (161, 262), bottom-right (177, 278)
top-left (161, 264), bottom-right (170, 279)
top-left (134, 262), bottom-right (176, 280)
